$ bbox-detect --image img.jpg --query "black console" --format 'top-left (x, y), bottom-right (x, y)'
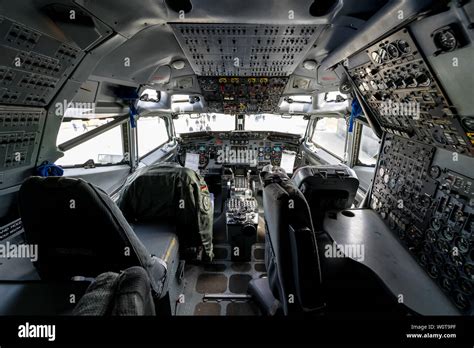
top-left (324, 209), bottom-right (459, 315)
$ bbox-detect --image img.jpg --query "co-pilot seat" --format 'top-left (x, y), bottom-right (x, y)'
top-left (250, 165), bottom-right (402, 316)
top-left (249, 165), bottom-right (324, 315)
top-left (117, 162), bottom-right (214, 260)
top-left (18, 176), bottom-right (179, 303)
top-left (291, 165), bottom-right (404, 315)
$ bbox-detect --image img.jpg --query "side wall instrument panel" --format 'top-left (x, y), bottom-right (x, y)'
top-left (371, 134), bottom-right (473, 313)
top-left (198, 76), bottom-right (287, 114)
top-left (0, 107), bottom-right (46, 188)
top-left (0, 16), bottom-right (83, 107)
top-left (347, 28), bottom-right (473, 156)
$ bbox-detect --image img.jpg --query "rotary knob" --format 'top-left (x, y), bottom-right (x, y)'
top-left (415, 73), bottom-right (431, 87)
top-left (385, 80), bottom-right (396, 89)
top-left (404, 75), bottom-right (416, 88)
top-left (394, 78), bottom-right (405, 88)
top-left (366, 67), bottom-right (379, 76)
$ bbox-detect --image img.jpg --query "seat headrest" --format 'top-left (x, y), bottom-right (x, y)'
top-left (292, 164), bottom-right (359, 209)
top-left (292, 164), bottom-right (358, 188)
top-left (260, 164), bottom-right (290, 188)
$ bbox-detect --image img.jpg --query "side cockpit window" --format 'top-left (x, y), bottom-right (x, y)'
top-left (56, 117), bottom-right (125, 167)
top-left (357, 125), bottom-right (380, 166)
top-left (311, 117), bottom-right (347, 160)
top-left (137, 116), bottom-right (170, 158)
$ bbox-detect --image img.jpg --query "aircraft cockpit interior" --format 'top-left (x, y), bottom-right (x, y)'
top-left (0, 0), bottom-right (473, 344)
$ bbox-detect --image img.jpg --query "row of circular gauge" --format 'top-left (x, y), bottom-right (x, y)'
top-left (370, 40), bottom-right (412, 64)
top-left (182, 145), bottom-right (283, 166)
top-left (359, 72), bottom-right (431, 93)
top-left (188, 144), bottom-right (282, 153)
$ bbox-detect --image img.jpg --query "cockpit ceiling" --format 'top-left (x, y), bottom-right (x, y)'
top-left (170, 23), bottom-right (323, 77)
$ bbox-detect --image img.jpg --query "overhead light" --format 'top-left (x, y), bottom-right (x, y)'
top-left (171, 60), bottom-right (186, 70)
top-left (293, 77), bottom-right (311, 90)
top-left (302, 59), bottom-right (318, 70)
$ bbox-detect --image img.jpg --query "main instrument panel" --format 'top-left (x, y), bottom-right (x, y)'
top-left (177, 131), bottom-right (300, 174)
top-left (347, 29), bottom-right (474, 156)
top-left (371, 134), bottom-right (473, 313)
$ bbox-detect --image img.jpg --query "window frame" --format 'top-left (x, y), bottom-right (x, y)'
top-left (310, 116), bottom-right (348, 161)
top-left (57, 114), bottom-right (129, 169)
top-left (136, 115), bottom-right (171, 160)
top-left (354, 121), bottom-right (380, 167)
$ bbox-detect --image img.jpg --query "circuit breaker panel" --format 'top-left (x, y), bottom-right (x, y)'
top-left (0, 16), bottom-right (83, 107)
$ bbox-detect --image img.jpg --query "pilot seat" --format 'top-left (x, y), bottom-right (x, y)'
top-left (18, 176), bottom-right (181, 314)
top-left (249, 165), bottom-right (324, 315)
top-left (117, 162), bottom-right (214, 260)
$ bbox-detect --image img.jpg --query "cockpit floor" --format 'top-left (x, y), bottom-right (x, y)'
top-left (177, 244), bottom-right (266, 316)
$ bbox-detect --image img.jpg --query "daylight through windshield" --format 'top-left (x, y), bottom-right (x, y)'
top-left (173, 114), bottom-right (308, 136)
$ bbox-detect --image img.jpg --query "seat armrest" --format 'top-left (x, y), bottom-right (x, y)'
top-left (131, 222), bottom-right (180, 298)
top-left (288, 225), bottom-right (326, 312)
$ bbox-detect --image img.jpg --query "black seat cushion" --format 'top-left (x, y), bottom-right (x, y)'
top-left (131, 222), bottom-right (178, 264)
top-left (18, 176), bottom-right (167, 296)
top-left (131, 222), bottom-right (180, 291)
